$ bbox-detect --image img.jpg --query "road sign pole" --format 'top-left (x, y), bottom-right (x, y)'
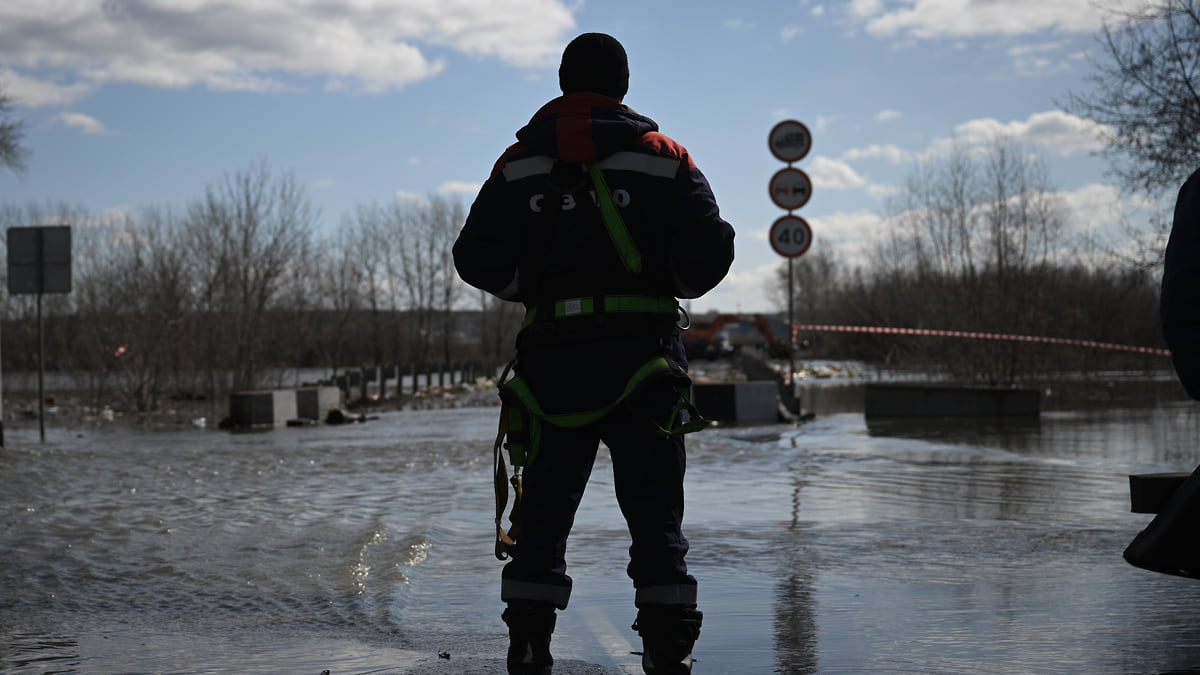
top-left (788, 257), bottom-right (796, 400)
top-left (769, 119), bottom-right (813, 418)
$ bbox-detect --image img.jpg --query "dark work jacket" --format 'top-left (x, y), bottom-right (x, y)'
top-left (453, 93), bottom-right (735, 413)
top-left (1163, 167), bottom-right (1200, 399)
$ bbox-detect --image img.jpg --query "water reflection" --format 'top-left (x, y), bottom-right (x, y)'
top-left (0, 631), bottom-right (80, 674)
top-left (774, 475), bottom-right (817, 674)
top-left (866, 415), bottom-right (1043, 446)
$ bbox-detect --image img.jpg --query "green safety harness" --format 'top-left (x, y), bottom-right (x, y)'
top-left (493, 160), bottom-right (708, 561)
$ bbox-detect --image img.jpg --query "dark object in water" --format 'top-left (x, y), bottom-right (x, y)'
top-left (326, 408), bottom-right (366, 425)
top-left (1125, 463), bottom-right (1200, 578)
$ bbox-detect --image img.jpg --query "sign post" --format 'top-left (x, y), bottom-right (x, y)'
top-left (768, 120), bottom-right (813, 416)
top-left (7, 225), bottom-right (73, 443)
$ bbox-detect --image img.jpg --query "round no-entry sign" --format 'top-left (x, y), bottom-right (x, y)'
top-left (769, 215), bottom-right (813, 258)
top-left (769, 120), bottom-right (812, 163)
top-left (769, 167), bottom-right (812, 211)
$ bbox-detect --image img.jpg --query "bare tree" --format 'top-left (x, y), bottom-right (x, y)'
top-left (310, 224), bottom-right (366, 373)
top-left (478, 290), bottom-right (524, 365)
top-left (0, 89), bottom-right (28, 174)
top-left (1065, 0), bottom-right (1200, 195)
top-left (71, 208), bottom-right (195, 411)
top-left (771, 245), bottom-right (843, 325)
top-left (349, 204), bottom-right (391, 366)
top-left (874, 138), bottom-right (1070, 383)
top-left (382, 194), bottom-right (465, 364)
top-left (181, 161), bottom-right (315, 394)
top-left (430, 195), bottom-right (466, 366)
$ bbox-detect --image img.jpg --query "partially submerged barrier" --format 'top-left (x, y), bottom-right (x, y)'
top-left (1129, 472), bottom-right (1191, 514)
top-left (227, 386), bottom-right (341, 430)
top-left (691, 382), bottom-right (780, 424)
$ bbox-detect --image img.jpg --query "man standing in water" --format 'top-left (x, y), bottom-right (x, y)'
top-left (453, 32), bottom-right (734, 675)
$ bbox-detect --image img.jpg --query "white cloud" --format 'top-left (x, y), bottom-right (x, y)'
top-left (851, 0), bottom-right (884, 16)
top-left (781, 26), bottom-right (803, 41)
top-left (813, 114), bottom-right (841, 134)
top-left (809, 209), bottom-right (884, 243)
top-left (867, 183), bottom-right (901, 199)
top-left (1058, 183), bottom-right (1121, 235)
top-left (808, 155), bottom-right (868, 190)
top-left (0, 68), bottom-right (93, 106)
top-left (57, 112), bottom-right (105, 134)
top-left (856, 0), bottom-right (1143, 38)
top-left (951, 110), bottom-right (1109, 155)
top-left (875, 109), bottom-right (902, 122)
top-left (699, 260), bottom-right (781, 313)
top-left (1007, 40), bottom-right (1073, 77)
top-left (0, 0), bottom-right (576, 104)
top-left (808, 210), bottom-right (885, 268)
top-left (439, 180), bottom-right (482, 195)
top-left (842, 143), bottom-right (910, 164)
top-left (393, 190), bottom-right (427, 205)
top-left (1057, 182), bottom-right (1159, 236)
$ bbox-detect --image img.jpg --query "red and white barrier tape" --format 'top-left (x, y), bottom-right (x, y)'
top-left (791, 324), bottom-right (1172, 357)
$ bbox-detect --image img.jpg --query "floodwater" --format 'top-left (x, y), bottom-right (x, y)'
top-left (4, 377), bottom-right (1200, 674)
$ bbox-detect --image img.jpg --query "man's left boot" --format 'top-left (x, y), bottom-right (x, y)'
top-left (502, 600), bottom-right (557, 675)
top-left (632, 604), bottom-right (703, 674)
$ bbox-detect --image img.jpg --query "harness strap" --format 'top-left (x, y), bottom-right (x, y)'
top-left (491, 355), bottom-right (708, 560)
top-left (502, 356), bottom-right (708, 439)
top-left (587, 162), bottom-right (642, 275)
top-left (521, 294), bottom-right (679, 329)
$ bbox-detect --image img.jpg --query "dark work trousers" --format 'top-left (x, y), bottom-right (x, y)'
top-left (499, 388), bottom-right (698, 610)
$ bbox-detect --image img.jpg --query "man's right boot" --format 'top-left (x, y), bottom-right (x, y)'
top-left (502, 600), bottom-right (557, 675)
top-left (632, 604), bottom-right (703, 674)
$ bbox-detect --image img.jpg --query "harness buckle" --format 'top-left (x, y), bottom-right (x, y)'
top-left (676, 305), bottom-right (692, 331)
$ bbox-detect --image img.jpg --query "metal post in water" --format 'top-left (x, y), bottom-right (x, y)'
top-left (0, 313), bottom-right (5, 448)
top-left (37, 291), bottom-right (44, 443)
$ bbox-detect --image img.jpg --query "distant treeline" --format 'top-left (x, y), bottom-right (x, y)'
top-left (0, 146), bottom-right (1179, 415)
top-left (779, 253), bottom-right (1164, 384)
top-left (0, 162), bottom-right (524, 413)
top-left (775, 140), bottom-right (1169, 385)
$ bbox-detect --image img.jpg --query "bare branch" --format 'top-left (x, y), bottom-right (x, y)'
top-left (0, 90), bottom-right (29, 174)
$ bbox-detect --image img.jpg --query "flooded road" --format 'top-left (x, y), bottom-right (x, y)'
top-left (3, 380), bottom-right (1200, 673)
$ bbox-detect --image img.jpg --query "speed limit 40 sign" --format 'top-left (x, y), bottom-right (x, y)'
top-left (769, 215), bottom-right (812, 258)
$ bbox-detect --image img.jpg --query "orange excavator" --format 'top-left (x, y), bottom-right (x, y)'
top-left (682, 313), bottom-right (791, 359)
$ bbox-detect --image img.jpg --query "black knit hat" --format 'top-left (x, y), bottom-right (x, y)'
top-left (558, 32), bottom-right (629, 100)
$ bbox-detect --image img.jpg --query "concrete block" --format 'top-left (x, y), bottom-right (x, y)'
top-left (864, 384), bottom-right (1039, 418)
top-left (296, 386), bottom-right (342, 422)
top-left (228, 389), bottom-right (298, 429)
top-left (692, 382), bottom-right (779, 424)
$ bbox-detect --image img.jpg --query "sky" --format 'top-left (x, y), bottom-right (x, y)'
top-left (0, 0), bottom-right (1158, 315)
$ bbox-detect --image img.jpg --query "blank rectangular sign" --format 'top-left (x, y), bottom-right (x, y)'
top-left (7, 226), bottom-right (72, 295)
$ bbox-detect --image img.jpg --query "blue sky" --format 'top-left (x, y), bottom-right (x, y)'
top-left (0, 0), bottom-right (1153, 314)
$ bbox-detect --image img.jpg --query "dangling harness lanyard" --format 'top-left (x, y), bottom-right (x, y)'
top-left (494, 361), bottom-right (522, 560)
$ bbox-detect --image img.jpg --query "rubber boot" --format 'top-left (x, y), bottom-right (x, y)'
top-left (632, 604), bottom-right (703, 674)
top-left (502, 600), bottom-right (557, 675)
